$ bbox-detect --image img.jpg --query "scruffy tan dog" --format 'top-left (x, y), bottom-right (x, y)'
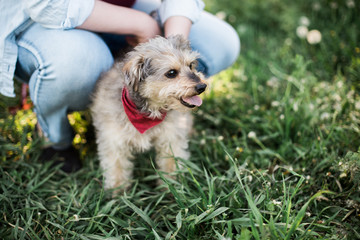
top-left (91, 35), bottom-right (207, 191)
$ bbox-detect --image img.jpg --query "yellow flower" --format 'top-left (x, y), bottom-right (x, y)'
top-left (236, 147), bottom-right (244, 153)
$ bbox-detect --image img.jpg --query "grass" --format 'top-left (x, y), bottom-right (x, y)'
top-left (1, 0), bottom-right (360, 239)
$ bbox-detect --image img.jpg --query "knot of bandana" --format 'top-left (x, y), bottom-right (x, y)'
top-left (122, 88), bottom-right (167, 134)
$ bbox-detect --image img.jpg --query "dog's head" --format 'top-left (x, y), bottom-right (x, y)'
top-left (122, 35), bottom-right (207, 116)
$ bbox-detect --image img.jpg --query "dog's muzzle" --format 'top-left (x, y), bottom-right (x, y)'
top-left (180, 83), bottom-right (207, 108)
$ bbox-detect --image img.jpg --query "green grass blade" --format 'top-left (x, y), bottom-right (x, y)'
top-left (200, 207), bottom-right (229, 223)
top-left (285, 190), bottom-right (333, 240)
top-left (152, 228), bottom-right (163, 240)
top-left (249, 212), bottom-right (260, 240)
top-left (122, 196), bottom-right (155, 229)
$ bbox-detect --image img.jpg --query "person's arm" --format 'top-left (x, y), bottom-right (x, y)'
top-left (159, 0), bottom-right (205, 38)
top-left (77, 0), bottom-right (161, 45)
top-left (163, 16), bottom-right (192, 38)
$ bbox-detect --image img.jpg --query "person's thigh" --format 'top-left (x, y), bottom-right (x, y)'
top-left (189, 12), bottom-right (240, 76)
top-left (15, 23), bottom-right (114, 147)
top-left (16, 23), bottom-right (114, 110)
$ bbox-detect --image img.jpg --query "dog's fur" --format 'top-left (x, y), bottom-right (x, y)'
top-left (91, 35), bottom-right (207, 190)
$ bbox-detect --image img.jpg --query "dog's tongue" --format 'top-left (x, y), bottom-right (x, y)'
top-left (183, 95), bottom-right (203, 106)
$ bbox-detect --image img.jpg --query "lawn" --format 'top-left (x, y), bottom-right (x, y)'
top-left (1, 0), bottom-right (360, 239)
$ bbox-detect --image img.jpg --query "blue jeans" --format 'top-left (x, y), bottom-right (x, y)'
top-left (15, 0), bottom-right (240, 149)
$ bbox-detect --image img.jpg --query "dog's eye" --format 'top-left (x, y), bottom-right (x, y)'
top-left (165, 69), bottom-right (178, 78)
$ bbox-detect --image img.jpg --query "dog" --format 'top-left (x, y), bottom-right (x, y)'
top-left (91, 35), bottom-right (207, 191)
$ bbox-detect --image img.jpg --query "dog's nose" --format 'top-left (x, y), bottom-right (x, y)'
top-left (195, 83), bottom-right (207, 94)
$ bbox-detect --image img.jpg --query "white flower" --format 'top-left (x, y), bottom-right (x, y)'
top-left (285, 38), bottom-right (292, 46)
top-left (287, 76), bottom-right (296, 83)
top-left (333, 102), bottom-right (341, 111)
top-left (266, 76), bottom-right (280, 88)
top-left (233, 69), bottom-right (241, 77)
top-left (296, 26), bottom-right (308, 39)
top-left (271, 101), bottom-right (280, 107)
top-left (347, 90), bottom-right (355, 102)
top-left (299, 16), bottom-right (310, 26)
top-left (254, 105), bottom-right (259, 110)
top-left (215, 11), bottom-right (227, 20)
top-left (306, 30), bottom-right (322, 44)
top-left (319, 81), bottom-right (329, 89)
top-left (309, 103), bottom-right (315, 111)
top-left (346, 0), bottom-right (355, 8)
top-left (237, 25), bottom-right (247, 34)
top-left (280, 114), bottom-right (285, 120)
top-left (293, 102), bottom-right (299, 112)
top-left (330, 2), bottom-right (338, 9)
top-left (312, 2), bottom-right (321, 11)
top-left (248, 131), bottom-right (257, 139)
top-left (336, 81), bottom-right (344, 88)
top-left (73, 215), bottom-right (80, 221)
top-left (333, 94), bottom-right (341, 102)
top-left (320, 112), bottom-right (330, 120)
top-left (355, 101), bottom-right (360, 110)
top-left (340, 173), bottom-right (347, 178)
top-left (272, 200), bottom-right (282, 205)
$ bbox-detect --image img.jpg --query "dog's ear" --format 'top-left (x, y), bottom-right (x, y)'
top-left (123, 55), bottom-right (153, 92)
top-left (168, 35), bottom-right (191, 51)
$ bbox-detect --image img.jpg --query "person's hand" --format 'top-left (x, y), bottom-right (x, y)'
top-left (126, 16), bottom-right (161, 46)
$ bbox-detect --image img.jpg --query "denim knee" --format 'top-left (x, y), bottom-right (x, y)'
top-left (189, 12), bottom-right (240, 76)
top-left (16, 24), bottom-right (114, 147)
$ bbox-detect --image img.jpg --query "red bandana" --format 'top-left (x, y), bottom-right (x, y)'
top-left (122, 88), bottom-right (166, 134)
top-left (101, 0), bottom-right (135, 8)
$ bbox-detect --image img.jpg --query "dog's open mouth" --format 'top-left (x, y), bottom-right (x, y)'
top-left (180, 95), bottom-right (203, 108)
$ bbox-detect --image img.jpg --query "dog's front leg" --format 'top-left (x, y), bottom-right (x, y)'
top-left (154, 134), bottom-right (190, 177)
top-left (99, 145), bottom-right (134, 191)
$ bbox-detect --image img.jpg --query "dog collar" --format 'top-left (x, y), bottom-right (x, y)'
top-left (122, 87), bottom-right (166, 134)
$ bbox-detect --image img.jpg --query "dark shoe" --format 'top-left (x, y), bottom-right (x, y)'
top-left (40, 146), bottom-right (82, 173)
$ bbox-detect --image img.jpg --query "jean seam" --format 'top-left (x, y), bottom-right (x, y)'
top-left (17, 39), bottom-right (50, 138)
